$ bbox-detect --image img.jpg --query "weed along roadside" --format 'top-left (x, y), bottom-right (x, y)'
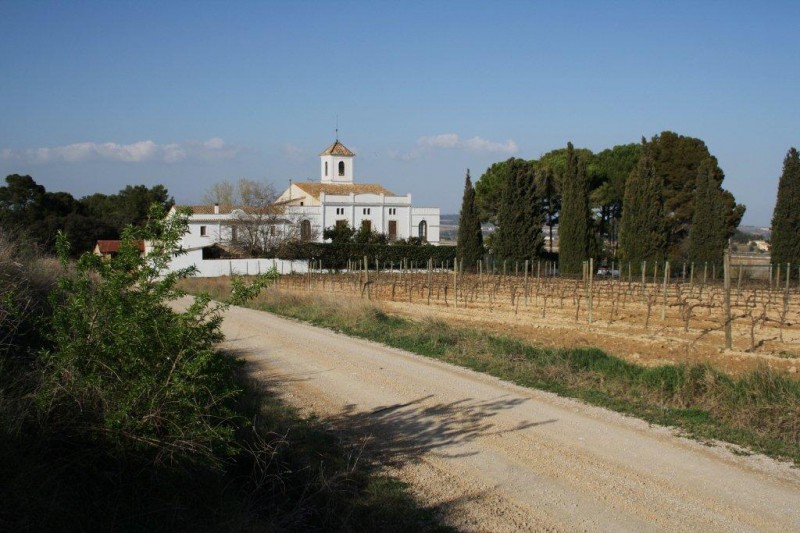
top-left (181, 277), bottom-right (800, 466)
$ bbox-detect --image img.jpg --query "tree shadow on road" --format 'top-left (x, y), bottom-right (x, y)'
top-left (325, 394), bottom-right (556, 466)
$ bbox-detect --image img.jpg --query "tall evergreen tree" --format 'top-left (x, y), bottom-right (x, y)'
top-left (558, 143), bottom-right (592, 275)
top-left (771, 147), bottom-right (800, 265)
top-left (457, 170), bottom-right (484, 269)
top-left (536, 167), bottom-right (559, 253)
top-left (494, 159), bottom-right (543, 262)
top-left (618, 143), bottom-right (666, 270)
top-left (688, 159), bottom-right (726, 264)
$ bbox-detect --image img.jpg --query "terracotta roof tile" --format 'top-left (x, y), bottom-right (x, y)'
top-left (95, 240), bottom-right (144, 253)
top-left (292, 182), bottom-right (395, 199)
top-left (319, 140), bottom-right (355, 157)
top-left (176, 205), bottom-right (268, 215)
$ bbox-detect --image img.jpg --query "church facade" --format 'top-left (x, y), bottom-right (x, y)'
top-left (174, 139), bottom-right (439, 254)
top-left (276, 139), bottom-right (440, 244)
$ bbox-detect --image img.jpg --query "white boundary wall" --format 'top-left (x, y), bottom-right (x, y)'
top-left (169, 248), bottom-right (309, 277)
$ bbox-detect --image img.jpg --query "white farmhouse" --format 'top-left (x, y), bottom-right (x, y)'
top-left (276, 139), bottom-right (440, 243)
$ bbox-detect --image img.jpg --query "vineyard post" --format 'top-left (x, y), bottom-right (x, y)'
top-left (703, 262), bottom-right (708, 286)
top-left (453, 257), bottom-right (458, 308)
top-left (682, 262), bottom-right (686, 282)
top-left (627, 262), bottom-right (632, 287)
top-left (776, 264), bottom-right (781, 290)
top-left (690, 262), bottom-right (695, 288)
top-left (588, 257), bottom-right (594, 323)
top-left (524, 259), bottom-right (529, 307)
top-left (503, 260), bottom-right (507, 278)
top-left (661, 260), bottom-right (669, 321)
top-left (724, 246), bottom-right (732, 350)
top-left (785, 262), bottom-right (790, 303)
top-left (641, 260), bottom-right (646, 299)
top-left (737, 264), bottom-right (743, 300)
top-left (712, 263), bottom-right (716, 281)
top-left (479, 260), bottom-right (483, 291)
top-left (515, 261), bottom-right (519, 277)
top-left (427, 258), bottom-right (433, 305)
top-left (652, 260), bottom-right (658, 285)
top-left (364, 255), bottom-right (369, 285)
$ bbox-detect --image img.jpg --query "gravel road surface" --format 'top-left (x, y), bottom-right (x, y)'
top-left (194, 298), bottom-right (800, 531)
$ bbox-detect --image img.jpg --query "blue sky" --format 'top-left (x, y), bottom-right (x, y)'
top-left (1, 1), bottom-right (798, 225)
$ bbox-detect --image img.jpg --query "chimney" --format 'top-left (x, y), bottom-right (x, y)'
top-left (214, 203), bottom-right (219, 214)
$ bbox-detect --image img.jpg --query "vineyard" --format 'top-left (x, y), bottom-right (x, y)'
top-left (266, 258), bottom-right (800, 375)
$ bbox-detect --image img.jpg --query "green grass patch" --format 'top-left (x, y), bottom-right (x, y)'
top-left (181, 280), bottom-right (800, 466)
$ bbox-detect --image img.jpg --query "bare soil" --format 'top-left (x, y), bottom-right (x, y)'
top-left (275, 272), bottom-right (800, 377)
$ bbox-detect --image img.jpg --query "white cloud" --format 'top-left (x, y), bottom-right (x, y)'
top-left (418, 133), bottom-right (460, 149)
top-left (390, 133), bottom-right (518, 160)
top-left (281, 143), bottom-right (306, 161)
top-left (0, 137), bottom-right (241, 164)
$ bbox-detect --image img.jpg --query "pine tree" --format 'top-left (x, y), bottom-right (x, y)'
top-left (457, 170), bottom-right (484, 269)
top-left (618, 143), bottom-right (666, 270)
top-left (494, 159), bottom-right (543, 262)
top-left (771, 147), bottom-right (800, 265)
top-left (688, 159), bottom-right (726, 264)
top-left (558, 143), bottom-right (592, 275)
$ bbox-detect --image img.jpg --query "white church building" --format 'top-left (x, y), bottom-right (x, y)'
top-left (275, 139), bottom-right (440, 243)
top-left (167, 139), bottom-right (440, 275)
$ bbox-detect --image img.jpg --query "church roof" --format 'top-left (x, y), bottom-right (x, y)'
top-left (319, 140), bottom-right (355, 157)
top-left (293, 182), bottom-right (395, 199)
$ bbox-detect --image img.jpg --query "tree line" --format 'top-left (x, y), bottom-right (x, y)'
top-left (0, 174), bottom-right (173, 255)
top-left (458, 130), bottom-right (749, 274)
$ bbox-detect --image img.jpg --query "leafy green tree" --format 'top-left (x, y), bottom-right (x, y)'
top-left (618, 143), bottom-right (666, 269)
top-left (474, 159), bottom-right (512, 224)
top-left (456, 170), bottom-right (484, 269)
top-left (493, 159), bottom-right (543, 262)
top-left (0, 175), bottom-right (110, 254)
top-left (592, 143), bottom-right (641, 251)
top-left (770, 147), bottom-right (800, 265)
top-left (688, 159), bottom-right (727, 264)
top-left (41, 204), bottom-right (274, 465)
top-left (83, 184), bottom-right (174, 235)
top-left (558, 143), bottom-right (593, 275)
top-left (649, 131), bottom-right (744, 260)
top-left (323, 220), bottom-right (356, 244)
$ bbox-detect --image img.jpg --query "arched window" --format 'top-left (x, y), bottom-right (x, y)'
top-left (325, 161), bottom-right (328, 176)
top-left (338, 161), bottom-right (345, 176)
top-left (300, 219), bottom-right (312, 241)
top-left (419, 220), bottom-right (428, 242)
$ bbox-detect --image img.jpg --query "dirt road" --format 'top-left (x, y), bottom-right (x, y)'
top-left (202, 298), bottom-right (800, 531)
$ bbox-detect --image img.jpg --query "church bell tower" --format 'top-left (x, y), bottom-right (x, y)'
top-left (320, 139), bottom-right (355, 184)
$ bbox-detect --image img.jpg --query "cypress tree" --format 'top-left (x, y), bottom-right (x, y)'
top-left (618, 143), bottom-right (666, 270)
top-left (688, 159), bottom-right (726, 264)
top-left (494, 159), bottom-right (543, 262)
top-left (457, 169), bottom-right (484, 269)
top-left (558, 143), bottom-right (592, 275)
top-left (771, 147), bottom-right (800, 264)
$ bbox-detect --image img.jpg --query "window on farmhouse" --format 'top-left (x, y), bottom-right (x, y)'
top-left (231, 227), bottom-right (237, 242)
top-left (325, 161), bottom-right (328, 176)
top-left (338, 161), bottom-right (345, 176)
top-left (361, 220), bottom-right (371, 233)
top-left (200, 225), bottom-right (207, 237)
top-left (300, 219), bottom-right (312, 241)
top-left (419, 220), bottom-right (427, 242)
